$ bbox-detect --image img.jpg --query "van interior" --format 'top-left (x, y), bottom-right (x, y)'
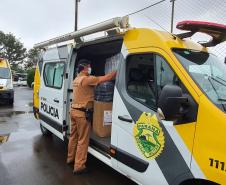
top-left (73, 36), bottom-right (123, 156)
top-left (72, 36), bottom-right (160, 156)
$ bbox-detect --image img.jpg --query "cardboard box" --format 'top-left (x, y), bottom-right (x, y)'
top-left (93, 101), bottom-right (112, 137)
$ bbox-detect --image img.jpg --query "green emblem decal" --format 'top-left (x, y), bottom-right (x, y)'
top-left (133, 112), bottom-right (165, 159)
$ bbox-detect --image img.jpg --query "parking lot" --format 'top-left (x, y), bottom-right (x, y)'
top-left (0, 87), bottom-right (136, 185)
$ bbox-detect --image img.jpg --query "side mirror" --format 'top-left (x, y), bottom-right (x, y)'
top-left (158, 85), bottom-right (188, 121)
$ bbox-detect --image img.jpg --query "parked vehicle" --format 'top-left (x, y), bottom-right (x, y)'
top-left (33, 17), bottom-right (226, 185)
top-left (0, 58), bottom-right (14, 105)
top-left (12, 73), bottom-right (19, 86)
top-left (17, 76), bottom-right (27, 86)
top-left (31, 82), bottom-right (34, 89)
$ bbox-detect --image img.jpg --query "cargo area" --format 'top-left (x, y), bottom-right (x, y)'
top-left (75, 37), bottom-right (123, 155)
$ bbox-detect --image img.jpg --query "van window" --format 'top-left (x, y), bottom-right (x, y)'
top-left (126, 54), bottom-right (156, 109)
top-left (155, 55), bottom-right (182, 96)
top-left (126, 53), bottom-right (182, 109)
top-left (43, 62), bottom-right (65, 89)
top-left (126, 53), bottom-right (197, 122)
top-left (173, 48), bottom-right (226, 112)
top-left (0, 68), bottom-right (10, 79)
top-left (156, 55), bottom-right (175, 88)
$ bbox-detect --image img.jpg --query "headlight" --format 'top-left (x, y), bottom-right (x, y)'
top-left (6, 80), bottom-right (13, 89)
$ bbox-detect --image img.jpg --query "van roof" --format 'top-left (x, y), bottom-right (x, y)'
top-left (41, 28), bottom-right (208, 56)
top-left (75, 28), bottom-right (208, 54)
top-left (123, 28), bottom-right (207, 52)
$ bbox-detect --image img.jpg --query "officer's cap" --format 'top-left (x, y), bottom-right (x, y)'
top-left (78, 59), bottom-right (91, 67)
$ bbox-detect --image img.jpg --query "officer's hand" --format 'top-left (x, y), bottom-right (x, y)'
top-left (110, 71), bottom-right (117, 79)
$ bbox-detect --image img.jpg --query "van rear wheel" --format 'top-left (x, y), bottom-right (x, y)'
top-left (40, 124), bottom-right (52, 136)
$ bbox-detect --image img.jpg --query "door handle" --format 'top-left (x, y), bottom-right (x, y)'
top-left (118, 115), bottom-right (133, 123)
top-left (53, 98), bottom-right (59, 103)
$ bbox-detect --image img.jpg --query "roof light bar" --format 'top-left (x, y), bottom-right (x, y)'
top-left (34, 16), bottom-right (129, 49)
top-left (176, 20), bottom-right (226, 47)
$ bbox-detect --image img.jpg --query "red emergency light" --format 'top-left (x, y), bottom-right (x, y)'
top-left (176, 20), bottom-right (226, 47)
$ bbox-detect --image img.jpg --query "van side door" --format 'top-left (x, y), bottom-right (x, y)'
top-left (39, 46), bottom-right (72, 140)
top-left (112, 48), bottom-right (199, 185)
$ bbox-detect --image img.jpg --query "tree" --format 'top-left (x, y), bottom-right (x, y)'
top-left (27, 68), bottom-right (35, 87)
top-left (0, 31), bottom-right (27, 69)
top-left (25, 48), bottom-right (40, 69)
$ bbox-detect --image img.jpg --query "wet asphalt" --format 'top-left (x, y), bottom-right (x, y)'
top-left (0, 87), bottom-right (136, 185)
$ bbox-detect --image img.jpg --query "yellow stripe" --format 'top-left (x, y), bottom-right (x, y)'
top-left (33, 64), bottom-right (40, 119)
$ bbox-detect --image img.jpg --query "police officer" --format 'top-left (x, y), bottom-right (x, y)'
top-left (67, 59), bottom-right (116, 174)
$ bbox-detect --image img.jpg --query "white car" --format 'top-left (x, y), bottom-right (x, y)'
top-left (17, 77), bottom-right (27, 86)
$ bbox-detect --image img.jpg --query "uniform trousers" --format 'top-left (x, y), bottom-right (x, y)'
top-left (67, 109), bottom-right (90, 171)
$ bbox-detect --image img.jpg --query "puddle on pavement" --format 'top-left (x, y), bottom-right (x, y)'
top-left (25, 102), bottom-right (33, 107)
top-left (0, 119), bottom-right (19, 139)
top-left (0, 135), bottom-right (9, 144)
top-left (0, 102), bottom-right (34, 141)
top-left (0, 110), bottom-right (33, 118)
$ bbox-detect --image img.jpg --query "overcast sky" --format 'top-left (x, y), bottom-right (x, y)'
top-left (0, 0), bottom-right (226, 56)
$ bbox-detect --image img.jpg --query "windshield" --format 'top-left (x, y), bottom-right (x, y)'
top-left (0, 67), bottom-right (11, 79)
top-left (173, 48), bottom-right (226, 112)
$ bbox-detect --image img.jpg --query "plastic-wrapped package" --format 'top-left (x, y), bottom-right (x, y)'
top-left (105, 53), bottom-right (123, 74)
top-left (94, 81), bottom-right (115, 102)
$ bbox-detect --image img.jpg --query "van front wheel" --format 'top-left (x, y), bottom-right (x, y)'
top-left (9, 98), bottom-right (14, 106)
top-left (40, 124), bottom-right (52, 136)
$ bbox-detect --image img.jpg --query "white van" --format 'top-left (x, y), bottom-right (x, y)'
top-left (33, 17), bottom-right (226, 185)
top-left (0, 58), bottom-right (14, 105)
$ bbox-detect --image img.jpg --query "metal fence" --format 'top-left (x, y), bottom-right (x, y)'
top-left (128, 0), bottom-right (226, 61)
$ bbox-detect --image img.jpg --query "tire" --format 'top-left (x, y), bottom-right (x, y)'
top-left (8, 98), bottom-right (14, 106)
top-left (40, 124), bottom-right (52, 136)
top-left (180, 179), bottom-right (218, 185)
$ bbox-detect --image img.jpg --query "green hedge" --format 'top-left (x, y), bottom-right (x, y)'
top-left (27, 69), bottom-right (35, 88)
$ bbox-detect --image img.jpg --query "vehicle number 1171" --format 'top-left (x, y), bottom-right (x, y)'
top-left (209, 158), bottom-right (226, 171)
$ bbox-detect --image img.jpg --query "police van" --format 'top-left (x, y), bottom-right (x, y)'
top-left (33, 17), bottom-right (226, 185)
top-left (0, 58), bottom-right (14, 105)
